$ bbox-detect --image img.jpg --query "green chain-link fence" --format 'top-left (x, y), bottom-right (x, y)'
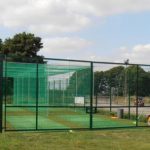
top-left (0, 56), bottom-right (150, 131)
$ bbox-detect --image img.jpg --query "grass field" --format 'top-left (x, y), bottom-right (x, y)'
top-left (0, 128), bottom-right (150, 150)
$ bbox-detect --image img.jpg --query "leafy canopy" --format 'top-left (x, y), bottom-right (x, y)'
top-left (0, 32), bottom-right (44, 63)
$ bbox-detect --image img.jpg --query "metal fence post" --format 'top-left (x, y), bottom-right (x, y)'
top-left (36, 63), bottom-right (39, 130)
top-left (0, 55), bottom-right (3, 132)
top-left (90, 62), bottom-right (93, 129)
top-left (128, 71), bottom-right (131, 119)
top-left (4, 55), bottom-right (7, 131)
top-left (110, 87), bottom-right (112, 112)
top-left (128, 87), bottom-right (131, 119)
top-left (136, 65), bottom-right (139, 127)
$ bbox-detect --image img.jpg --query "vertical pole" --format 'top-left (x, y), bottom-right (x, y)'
top-left (93, 70), bottom-right (95, 110)
top-left (0, 55), bottom-right (3, 132)
top-left (59, 80), bottom-right (62, 105)
top-left (21, 77), bottom-right (23, 104)
top-left (36, 63), bottom-right (39, 130)
top-left (128, 86), bottom-right (131, 119)
top-left (16, 78), bottom-right (18, 104)
top-left (95, 93), bottom-right (98, 112)
top-left (53, 80), bottom-right (55, 105)
top-left (59, 80), bottom-right (61, 90)
top-left (4, 56), bottom-right (7, 131)
top-left (75, 71), bottom-right (77, 96)
top-left (136, 65), bottom-right (139, 127)
top-left (63, 79), bottom-right (65, 105)
top-left (28, 76), bottom-right (30, 104)
top-left (90, 62), bottom-right (93, 129)
top-left (128, 72), bottom-right (130, 119)
top-left (125, 65), bottom-right (127, 106)
top-left (61, 78), bottom-right (65, 104)
top-left (110, 87), bottom-right (112, 112)
top-left (128, 88), bottom-right (131, 119)
top-left (48, 82), bottom-right (50, 105)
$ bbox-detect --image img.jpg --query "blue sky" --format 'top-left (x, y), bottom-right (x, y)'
top-left (75, 11), bottom-right (150, 53)
top-left (0, 0), bottom-right (150, 63)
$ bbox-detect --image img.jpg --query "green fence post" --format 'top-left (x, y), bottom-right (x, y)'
top-left (36, 63), bottom-right (39, 130)
top-left (0, 55), bottom-right (3, 132)
top-left (128, 87), bottom-right (131, 119)
top-left (4, 55), bottom-right (7, 131)
top-left (110, 87), bottom-right (112, 112)
top-left (128, 70), bottom-right (130, 119)
top-left (136, 65), bottom-right (139, 127)
top-left (90, 62), bottom-right (93, 129)
top-left (95, 93), bottom-right (98, 112)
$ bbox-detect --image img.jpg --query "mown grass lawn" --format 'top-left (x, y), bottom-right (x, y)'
top-left (0, 128), bottom-right (150, 150)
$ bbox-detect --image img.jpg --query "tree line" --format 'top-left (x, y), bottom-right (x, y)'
top-left (67, 65), bottom-right (150, 98)
top-left (94, 65), bottom-right (150, 97)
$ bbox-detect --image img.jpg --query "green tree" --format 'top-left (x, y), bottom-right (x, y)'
top-left (104, 66), bottom-right (125, 96)
top-left (1, 32), bottom-right (44, 63)
top-left (0, 39), bottom-right (2, 51)
top-left (93, 66), bottom-right (125, 97)
top-left (94, 71), bottom-right (103, 95)
top-left (127, 65), bottom-right (150, 96)
top-left (94, 71), bottom-right (109, 95)
top-left (1, 33), bottom-right (44, 98)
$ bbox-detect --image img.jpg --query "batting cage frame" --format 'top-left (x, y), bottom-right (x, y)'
top-left (0, 55), bottom-right (150, 132)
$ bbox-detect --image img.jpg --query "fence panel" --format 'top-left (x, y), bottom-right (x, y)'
top-left (2, 57), bottom-right (150, 131)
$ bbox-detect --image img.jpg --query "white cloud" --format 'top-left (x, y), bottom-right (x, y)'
top-left (122, 45), bottom-right (149, 63)
top-left (77, 0), bottom-right (150, 16)
top-left (0, 0), bottom-right (150, 34)
top-left (40, 42), bottom-right (150, 64)
top-left (39, 37), bottom-right (92, 57)
top-left (114, 44), bottom-right (150, 64)
top-left (77, 44), bottom-right (150, 64)
top-left (1, 0), bottom-right (150, 63)
top-left (0, 0), bottom-right (91, 34)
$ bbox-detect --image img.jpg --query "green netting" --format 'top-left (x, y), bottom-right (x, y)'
top-left (4, 59), bottom-right (148, 131)
top-left (3, 60), bottom-right (92, 130)
top-left (4, 61), bottom-right (91, 106)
